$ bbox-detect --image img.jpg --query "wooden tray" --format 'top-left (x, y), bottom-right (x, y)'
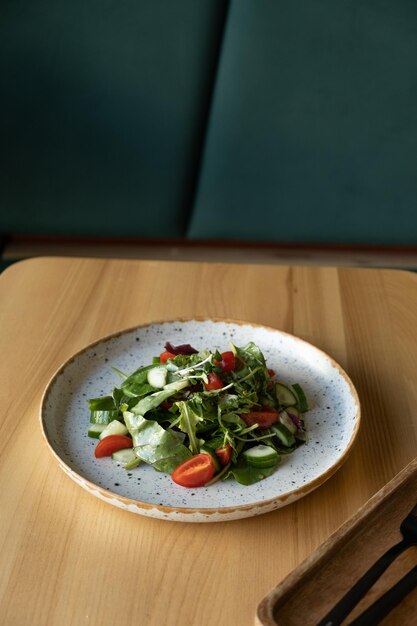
top-left (256, 457), bottom-right (417, 625)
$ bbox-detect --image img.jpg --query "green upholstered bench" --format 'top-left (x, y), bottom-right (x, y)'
top-left (0, 0), bottom-right (227, 240)
top-left (189, 0), bottom-right (417, 247)
top-left (1, 0), bottom-right (417, 265)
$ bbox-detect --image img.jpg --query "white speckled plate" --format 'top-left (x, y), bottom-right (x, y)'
top-left (40, 319), bottom-right (360, 522)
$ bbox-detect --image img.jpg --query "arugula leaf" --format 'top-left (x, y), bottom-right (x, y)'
top-left (124, 412), bottom-right (192, 473)
top-left (111, 366), bottom-right (128, 380)
top-left (218, 391), bottom-right (257, 413)
top-left (232, 342), bottom-right (271, 395)
top-left (175, 399), bottom-right (205, 455)
top-left (170, 352), bottom-right (208, 370)
top-left (234, 341), bottom-right (266, 369)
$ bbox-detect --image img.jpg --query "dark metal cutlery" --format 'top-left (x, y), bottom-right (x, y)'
top-left (316, 502), bottom-right (417, 626)
top-left (347, 562), bottom-right (417, 625)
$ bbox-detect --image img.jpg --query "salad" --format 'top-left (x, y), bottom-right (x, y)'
top-left (87, 340), bottom-right (309, 487)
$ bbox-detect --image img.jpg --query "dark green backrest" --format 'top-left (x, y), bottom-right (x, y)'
top-left (2, 0), bottom-right (417, 247)
top-left (0, 0), bottom-right (227, 237)
top-left (189, 0), bottom-right (417, 245)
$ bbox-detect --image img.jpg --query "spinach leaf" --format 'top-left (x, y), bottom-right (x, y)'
top-left (121, 364), bottom-right (156, 398)
top-left (225, 457), bottom-right (279, 485)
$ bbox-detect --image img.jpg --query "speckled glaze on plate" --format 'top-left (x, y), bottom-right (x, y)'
top-left (40, 319), bottom-right (360, 522)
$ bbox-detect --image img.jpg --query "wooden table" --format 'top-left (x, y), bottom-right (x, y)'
top-left (1, 257), bottom-right (417, 626)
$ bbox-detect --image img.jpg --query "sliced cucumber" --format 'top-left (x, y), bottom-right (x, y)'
top-left (99, 420), bottom-right (128, 440)
top-left (271, 423), bottom-right (296, 447)
top-left (112, 448), bottom-right (141, 469)
top-left (87, 423), bottom-right (107, 439)
top-left (200, 445), bottom-right (221, 472)
top-left (286, 406), bottom-right (302, 429)
top-left (279, 410), bottom-right (298, 435)
top-left (147, 365), bottom-right (168, 389)
top-left (291, 383), bottom-right (309, 412)
top-left (243, 445), bottom-right (280, 468)
top-left (90, 409), bottom-right (119, 425)
top-left (286, 405), bottom-right (300, 419)
top-left (275, 383), bottom-right (297, 408)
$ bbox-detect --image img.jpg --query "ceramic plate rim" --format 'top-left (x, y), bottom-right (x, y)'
top-left (40, 317), bottom-right (361, 519)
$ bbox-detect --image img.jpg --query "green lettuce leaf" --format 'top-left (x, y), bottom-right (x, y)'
top-left (131, 389), bottom-right (178, 416)
top-left (124, 412), bottom-right (191, 473)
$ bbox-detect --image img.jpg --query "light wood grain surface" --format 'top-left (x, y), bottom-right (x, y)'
top-left (1, 257), bottom-right (417, 626)
top-left (257, 458), bottom-right (417, 625)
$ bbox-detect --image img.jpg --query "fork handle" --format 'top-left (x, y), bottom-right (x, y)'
top-left (316, 539), bottom-right (409, 626)
top-left (347, 562), bottom-right (417, 625)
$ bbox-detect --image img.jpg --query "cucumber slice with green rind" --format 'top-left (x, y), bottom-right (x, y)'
top-left (286, 405), bottom-right (300, 419)
top-left (270, 423), bottom-right (296, 447)
top-left (275, 383), bottom-right (297, 408)
top-left (99, 420), bottom-right (129, 440)
top-left (124, 456), bottom-right (142, 470)
top-left (279, 410), bottom-right (298, 435)
top-left (112, 448), bottom-right (141, 468)
top-left (291, 383), bottom-right (309, 412)
top-left (87, 423), bottom-right (107, 438)
top-left (243, 445), bottom-right (280, 468)
top-left (90, 409), bottom-right (119, 425)
top-left (147, 366), bottom-right (168, 389)
top-left (286, 406), bottom-right (303, 430)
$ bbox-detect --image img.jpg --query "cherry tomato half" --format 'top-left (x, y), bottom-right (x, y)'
top-left (94, 434), bottom-right (133, 458)
top-left (215, 351), bottom-right (236, 373)
top-left (215, 444), bottom-right (232, 466)
top-left (240, 409), bottom-right (279, 430)
top-left (204, 372), bottom-right (224, 390)
top-left (172, 453), bottom-right (215, 488)
top-left (160, 351), bottom-right (176, 363)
